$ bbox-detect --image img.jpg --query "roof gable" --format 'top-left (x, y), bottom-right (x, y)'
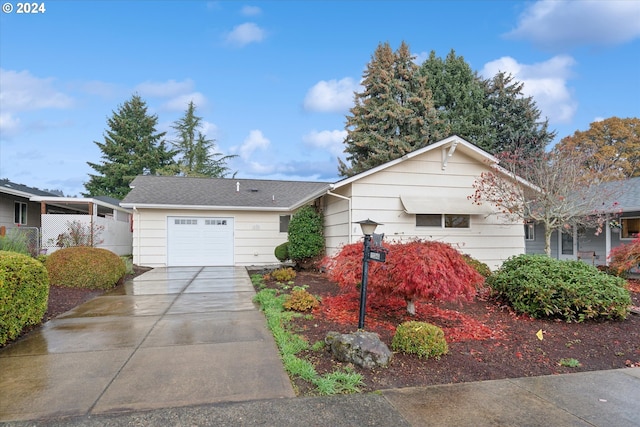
top-left (331, 135), bottom-right (498, 190)
top-left (121, 176), bottom-right (330, 211)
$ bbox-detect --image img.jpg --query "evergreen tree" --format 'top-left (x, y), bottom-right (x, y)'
top-left (339, 41), bottom-right (442, 177)
top-left (84, 94), bottom-right (176, 199)
top-left (419, 49), bottom-right (488, 147)
top-left (481, 72), bottom-right (555, 156)
top-left (164, 101), bottom-right (236, 177)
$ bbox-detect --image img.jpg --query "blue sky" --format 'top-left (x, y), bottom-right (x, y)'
top-left (1, 0), bottom-right (639, 196)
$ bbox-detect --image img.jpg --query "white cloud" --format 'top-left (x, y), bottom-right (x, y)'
top-left (0, 69), bottom-right (73, 112)
top-left (481, 55), bottom-right (578, 124)
top-left (506, 0), bottom-right (640, 49)
top-left (200, 120), bottom-right (218, 139)
top-left (235, 129), bottom-right (270, 159)
top-left (161, 92), bottom-right (208, 111)
top-left (241, 5), bottom-right (261, 16)
top-left (302, 129), bottom-right (347, 157)
top-left (135, 79), bottom-right (195, 98)
top-left (224, 22), bottom-right (266, 47)
top-left (0, 112), bottom-right (21, 138)
top-left (303, 78), bottom-right (359, 113)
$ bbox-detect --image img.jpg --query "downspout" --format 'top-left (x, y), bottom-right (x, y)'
top-left (326, 190), bottom-right (352, 244)
top-left (133, 206), bottom-right (140, 265)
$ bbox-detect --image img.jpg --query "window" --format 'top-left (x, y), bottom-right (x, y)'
top-left (525, 223), bottom-right (535, 241)
top-left (621, 217), bottom-right (640, 239)
top-left (280, 215), bottom-right (291, 233)
top-left (444, 214), bottom-right (470, 228)
top-left (416, 214), bottom-right (441, 227)
top-left (175, 219), bottom-right (197, 225)
top-left (416, 214), bottom-right (470, 228)
top-left (14, 202), bottom-right (27, 225)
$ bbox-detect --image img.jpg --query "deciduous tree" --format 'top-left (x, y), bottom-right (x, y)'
top-left (470, 148), bottom-right (622, 256)
top-left (556, 117), bottom-right (640, 179)
top-left (85, 94), bottom-right (176, 198)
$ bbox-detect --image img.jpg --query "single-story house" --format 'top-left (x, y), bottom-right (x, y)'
top-left (525, 176), bottom-right (640, 267)
top-left (0, 179), bottom-right (133, 256)
top-left (121, 136), bottom-right (524, 269)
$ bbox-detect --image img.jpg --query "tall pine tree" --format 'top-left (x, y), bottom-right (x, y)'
top-left (339, 41), bottom-right (442, 177)
top-left (482, 72), bottom-right (555, 156)
top-left (164, 101), bottom-right (236, 177)
top-left (84, 94), bottom-right (176, 199)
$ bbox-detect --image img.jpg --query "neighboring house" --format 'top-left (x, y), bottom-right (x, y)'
top-left (0, 179), bottom-right (133, 256)
top-left (122, 136), bottom-right (524, 269)
top-left (525, 176), bottom-right (640, 267)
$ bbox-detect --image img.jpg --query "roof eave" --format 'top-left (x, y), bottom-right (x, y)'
top-left (120, 203), bottom-right (293, 212)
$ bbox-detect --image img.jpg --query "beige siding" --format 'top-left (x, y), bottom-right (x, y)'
top-left (133, 208), bottom-right (289, 267)
top-left (327, 148), bottom-right (524, 270)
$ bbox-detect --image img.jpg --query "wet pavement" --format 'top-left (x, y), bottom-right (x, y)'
top-left (1, 267), bottom-right (639, 426)
top-left (0, 267), bottom-right (294, 422)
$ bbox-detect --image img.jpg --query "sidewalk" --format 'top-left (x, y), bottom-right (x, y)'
top-left (1, 267), bottom-right (639, 426)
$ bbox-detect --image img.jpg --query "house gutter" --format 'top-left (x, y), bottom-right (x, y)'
top-left (326, 189), bottom-right (352, 244)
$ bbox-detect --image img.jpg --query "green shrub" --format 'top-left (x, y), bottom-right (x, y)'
top-left (392, 321), bottom-right (448, 359)
top-left (283, 288), bottom-right (320, 312)
top-left (0, 251), bottom-right (50, 346)
top-left (45, 247), bottom-right (126, 290)
top-left (288, 205), bottom-right (324, 265)
top-left (270, 267), bottom-right (297, 282)
top-left (274, 242), bottom-right (290, 262)
top-left (487, 254), bottom-right (630, 322)
top-left (462, 254), bottom-right (492, 278)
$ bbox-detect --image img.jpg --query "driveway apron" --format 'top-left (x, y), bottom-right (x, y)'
top-left (0, 266), bottom-right (295, 422)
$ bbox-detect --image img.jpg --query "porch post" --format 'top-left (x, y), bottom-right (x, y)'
top-left (88, 202), bottom-right (94, 247)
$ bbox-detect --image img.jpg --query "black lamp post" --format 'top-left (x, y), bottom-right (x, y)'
top-left (356, 219), bottom-right (381, 329)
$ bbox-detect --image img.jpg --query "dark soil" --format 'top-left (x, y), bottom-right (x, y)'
top-left (259, 271), bottom-right (640, 395)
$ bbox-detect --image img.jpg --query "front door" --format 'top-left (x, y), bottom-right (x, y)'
top-left (558, 226), bottom-right (577, 260)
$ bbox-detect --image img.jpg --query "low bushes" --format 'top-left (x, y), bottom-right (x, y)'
top-left (269, 267), bottom-right (297, 283)
top-left (608, 236), bottom-right (640, 277)
top-left (283, 287), bottom-right (320, 312)
top-left (45, 247), bottom-right (126, 290)
top-left (487, 254), bottom-right (630, 322)
top-left (0, 251), bottom-right (50, 346)
top-left (392, 321), bottom-right (448, 359)
top-left (274, 242), bottom-right (289, 262)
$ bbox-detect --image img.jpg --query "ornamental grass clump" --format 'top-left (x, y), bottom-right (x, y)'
top-left (45, 247), bottom-right (126, 290)
top-left (0, 251), bottom-right (49, 346)
top-left (392, 321), bottom-right (448, 359)
top-left (487, 254), bottom-right (630, 322)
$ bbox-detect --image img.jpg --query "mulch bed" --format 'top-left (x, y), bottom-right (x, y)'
top-left (261, 271), bottom-right (640, 395)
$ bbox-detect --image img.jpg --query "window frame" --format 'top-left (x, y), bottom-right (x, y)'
top-left (14, 201), bottom-right (27, 225)
top-left (415, 214), bottom-right (471, 229)
top-left (279, 215), bottom-right (291, 233)
top-left (620, 217), bottom-right (640, 240)
top-left (525, 222), bottom-right (535, 241)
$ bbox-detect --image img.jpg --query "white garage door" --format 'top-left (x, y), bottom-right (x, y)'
top-left (167, 217), bottom-right (234, 266)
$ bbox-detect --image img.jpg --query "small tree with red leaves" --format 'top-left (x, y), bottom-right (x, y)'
top-left (608, 236), bottom-right (640, 277)
top-left (324, 240), bottom-right (482, 315)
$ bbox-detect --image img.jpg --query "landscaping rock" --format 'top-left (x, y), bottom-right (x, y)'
top-left (325, 331), bottom-right (393, 369)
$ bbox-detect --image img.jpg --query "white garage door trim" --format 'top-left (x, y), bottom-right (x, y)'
top-left (167, 216), bottom-right (234, 266)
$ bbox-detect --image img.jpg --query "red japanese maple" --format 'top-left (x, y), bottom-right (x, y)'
top-left (324, 240), bottom-right (482, 315)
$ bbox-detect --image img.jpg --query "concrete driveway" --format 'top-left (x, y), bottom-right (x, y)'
top-left (0, 266), bottom-right (294, 422)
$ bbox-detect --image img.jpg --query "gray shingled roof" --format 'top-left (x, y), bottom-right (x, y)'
top-left (0, 179), bottom-right (61, 197)
top-left (614, 176), bottom-right (640, 210)
top-left (121, 175), bottom-right (331, 209)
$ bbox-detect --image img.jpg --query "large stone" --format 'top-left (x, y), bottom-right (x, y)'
top-left (325, 331), bottom-right (393, 369)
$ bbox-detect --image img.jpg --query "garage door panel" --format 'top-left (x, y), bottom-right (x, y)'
top-left (167, 217), bottom-right (234, 266)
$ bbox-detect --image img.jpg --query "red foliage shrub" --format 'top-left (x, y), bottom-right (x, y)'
top-left (324, 240), bottom-right (483, 314)
top-left (608, 236), bottom-right (640, 276)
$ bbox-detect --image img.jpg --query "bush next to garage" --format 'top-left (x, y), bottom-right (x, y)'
top-left (487, 254), bottom-right (631, 322)
top-left (0, 250), bottom-right (50, 346)
top-left (45, 247), bottom-right (127, 290)
top-left (287, 205), bottom-right (324, 267)
top-left (274, 242), bottom-right (289, 262)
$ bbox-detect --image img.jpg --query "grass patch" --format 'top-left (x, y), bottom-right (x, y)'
top-left (252, 275), bottom-right (363, 395)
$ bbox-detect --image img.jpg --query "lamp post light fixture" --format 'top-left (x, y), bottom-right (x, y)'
top-left (356, 218), bottom-right (382, 329)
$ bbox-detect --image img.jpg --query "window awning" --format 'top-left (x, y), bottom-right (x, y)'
top-left (400, 195), bottom-right (493, 215)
